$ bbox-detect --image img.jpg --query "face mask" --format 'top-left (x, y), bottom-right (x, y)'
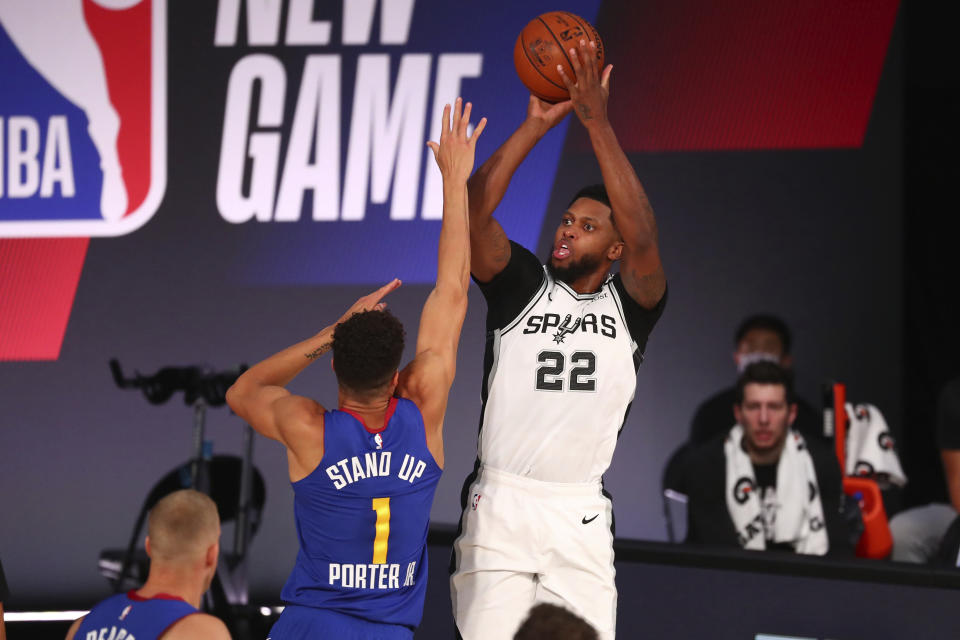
top-left (736, 351), bottom-right (780, 373)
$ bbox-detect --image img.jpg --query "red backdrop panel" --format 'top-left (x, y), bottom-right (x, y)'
top-left (597, 0), bottom-right (900, 151)
top-left (0, 238), bottom-right (89, 361)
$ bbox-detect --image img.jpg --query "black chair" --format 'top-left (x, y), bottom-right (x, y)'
top-left (661, 442), bottom-right (693, 543)
top-left (98, 455), bottom-right (266, 598)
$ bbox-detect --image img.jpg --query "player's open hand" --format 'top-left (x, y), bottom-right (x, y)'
top-left (558, 39), bottom-right (612, 128)
top-left (427, 97), bottom-right (487, 184)
top-left (338, 278), bottom-right (402, 323)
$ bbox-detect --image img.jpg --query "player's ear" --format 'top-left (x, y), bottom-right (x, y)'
top-left (607, 241), bottom-right (623, 261)
top-left (144, 535), bottom-right (152, 557)
top-left (733, 404), bottom-right (744, 426)
top-left (392, 370), bottom-right (399, 387)
top-left (206, 540), bottom-right (219, 569)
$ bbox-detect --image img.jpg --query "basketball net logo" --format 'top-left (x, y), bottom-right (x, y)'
top-left (0, 0), bottom-right (166, 238)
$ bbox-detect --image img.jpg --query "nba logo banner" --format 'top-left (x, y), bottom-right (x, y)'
top-left (0, 0), bottom-right (165, 361)
top-left (0, 0), bottom-right (166, 237)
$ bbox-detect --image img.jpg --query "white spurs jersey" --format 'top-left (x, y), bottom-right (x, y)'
top-left (474, 242), bottom-right (666, 483)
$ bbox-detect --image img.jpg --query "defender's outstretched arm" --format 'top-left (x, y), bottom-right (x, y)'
top-left (400, 98), bottom-right (487, 466)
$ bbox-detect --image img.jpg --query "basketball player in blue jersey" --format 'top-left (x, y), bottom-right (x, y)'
top-left (226, 98), bottom-right (486, 640)
top-left (64, 490), bottom-right (230, 640)
top-left (450, 41), bottom-right (667, 640)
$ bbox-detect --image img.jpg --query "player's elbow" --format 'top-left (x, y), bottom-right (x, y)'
top-left (225, 378), bottom-right (252, 419)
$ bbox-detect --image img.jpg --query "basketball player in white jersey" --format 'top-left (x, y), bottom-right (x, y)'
top-left (450, 40), bottom-right (667, 640)
top-left (0, 0), bottom-right (137, 219)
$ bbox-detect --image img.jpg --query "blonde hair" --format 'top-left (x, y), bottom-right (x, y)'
top-left (147, 489), bottom-right (220, 564)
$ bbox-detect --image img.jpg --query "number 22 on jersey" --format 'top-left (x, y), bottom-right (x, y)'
top-left (535, 350), bottom-right (597, 392)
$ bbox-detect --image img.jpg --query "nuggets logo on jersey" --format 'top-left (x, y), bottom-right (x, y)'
top-left (0, 0), bottom-right (166, 238)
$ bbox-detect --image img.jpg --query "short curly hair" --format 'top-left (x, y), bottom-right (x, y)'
top-left (332, 310), bottom-right (405, 394)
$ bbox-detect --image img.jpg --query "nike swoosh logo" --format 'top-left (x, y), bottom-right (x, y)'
top-left (581, 514), bottom-right (599, 525)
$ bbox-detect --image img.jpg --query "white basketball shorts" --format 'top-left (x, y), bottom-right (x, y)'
top-left (451, 465), bottom-right (617, 640)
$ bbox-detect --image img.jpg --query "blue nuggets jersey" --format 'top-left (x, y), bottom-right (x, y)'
top-left (280, 397), bottom-right (442, 629)
top-left (75, 591), bottom-right (197, 640)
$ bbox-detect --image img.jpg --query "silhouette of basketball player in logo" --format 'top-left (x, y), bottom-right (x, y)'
top-left (0, 0), bottom-right (143, 219)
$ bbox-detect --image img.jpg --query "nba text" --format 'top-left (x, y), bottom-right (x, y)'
top-left (0, 116), bottom-right (75, 200)
top-left (214, 0), bottom-right (483, 223)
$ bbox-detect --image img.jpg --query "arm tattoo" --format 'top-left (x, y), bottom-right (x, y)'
top-left (623, 266), bottom-right (666, 308)
top-left (491, 229), bottom-right (511, 265)
top-left (577, 104), bottom-right (593, 121)
top-left (305, 343), bottom-right (331, 360)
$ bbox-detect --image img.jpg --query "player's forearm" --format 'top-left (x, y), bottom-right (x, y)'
top-left (436, 180), bottom-right (471, 293)
top-left (585, 120), bottom-right (658, 250)
top-left (468, 117), bottom-right (547, 225)
top-left (228, 327), bottom-right (334, 403)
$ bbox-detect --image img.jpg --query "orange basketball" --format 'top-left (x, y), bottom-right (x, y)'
top-left (513, 11), bottom-right (605, 103)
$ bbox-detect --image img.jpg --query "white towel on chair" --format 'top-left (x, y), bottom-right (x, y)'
top-left (845, 402), bottom-right (907, 486)
top-left (725, 426), bottom-right (829, 554)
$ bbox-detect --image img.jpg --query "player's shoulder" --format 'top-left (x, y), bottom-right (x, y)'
top-left (65, 615), bottom-right (86, 640)
top-left (474, 241), bottom-right (544, 294)
top-left (276, 393), bottom-right (326, 424)
top-left (162, 612), bottom-right (231, 640)
top-left (610, 271), bottom-right (667, 308)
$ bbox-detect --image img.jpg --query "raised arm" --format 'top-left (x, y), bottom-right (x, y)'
top-left (560, 39), bottom-right (667, 310)
top-left (226, 280), bottom-right (401, 476)
top-left (399, 98), bottom-right (486, 466)
top-left (468, 96), bottom-right (572, 282)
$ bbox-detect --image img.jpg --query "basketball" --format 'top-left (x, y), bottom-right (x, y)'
top-left (513, 11), bottom-right (605, 103)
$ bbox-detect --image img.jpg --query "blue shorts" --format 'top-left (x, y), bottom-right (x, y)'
top-left (267, 605), bottom-right (414, 640)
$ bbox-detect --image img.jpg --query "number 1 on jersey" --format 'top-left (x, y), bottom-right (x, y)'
top-left (372, 497), bottom-right (391, 564)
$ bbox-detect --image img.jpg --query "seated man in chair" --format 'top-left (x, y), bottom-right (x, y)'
top-left (66, 489), bottom-right (230, 639)
top-left (684, 362), bottom-right (852, 555)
